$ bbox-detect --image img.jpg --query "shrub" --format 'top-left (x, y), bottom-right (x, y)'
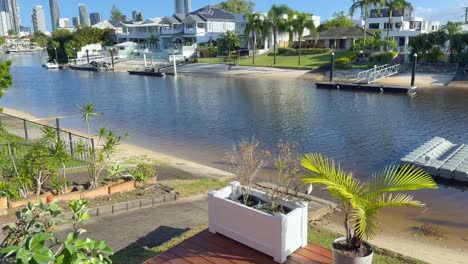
top-left (0, 181), bottom-right (19, 199)
top-left (334, 57), bottom-right (352, 69)
top-left (277, 47), bottom-right (294, 55)
top-left (427, 48), bottom-right (445, 63)
top-left (270, 48), bottom-right (331, 56)
top-left (370, 51), bottom-right (398, 64)
top-left (130, 163), bottom-right (155, 183)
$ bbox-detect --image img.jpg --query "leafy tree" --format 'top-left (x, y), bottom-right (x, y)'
top-left (0, 61), bottom-right (12, 98)
top-left (78, 103), bottom-right (99, 139)
top-left (350, 0), bottom-right (385, 45)
top-left (244, 13), bottom-right (264, 64)
top-left (301, 153), bottom-right (437, 251)
top-left (268, 5), bottom-right (291, 65)
top-left (292, 12), bottom-right (316, 65)
top-left (20, 143), bottom-right (57, 195)
top-left (284, 9), bottom-right (297, 48)
top-left (318, 11), bottom-right (355, 32)
top-left (32, 31), bottom-right (49, 47)
top-left (215, 0), bottom-right (255, 14)
top-left (135, 12), bottom-right (143, 22)
top-left (443, 21), bottom-right (463, 36)
top-left (0, 36), bottom-right (4, 45)
top-left (218, 30), bottom-right (241, 60)
top-left (111, 4), bottom-right (123, 21)
top-left (384, 0), bottom-right (413, 41)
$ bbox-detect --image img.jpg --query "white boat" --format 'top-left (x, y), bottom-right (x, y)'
top-left (45, 60), bottom-right (59, 70)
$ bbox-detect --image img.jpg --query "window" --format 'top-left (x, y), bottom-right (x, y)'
top-left (395, 22), bottom-right (402, 29)
top-left (208, 22), bottom-right (211, 30)
top-left (197, 23), bottom-right (204, 29)
top-left (369, 23), bottom-right (379, 29)
top-left (384, 23), bottom-right (393, 29)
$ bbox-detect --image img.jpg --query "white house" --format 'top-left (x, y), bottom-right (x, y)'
top-left (360, 7), bottom-right (440, 52)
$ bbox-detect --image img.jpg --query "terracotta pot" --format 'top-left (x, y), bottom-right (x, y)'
top-left (332, 237), bottom-right (373, 264)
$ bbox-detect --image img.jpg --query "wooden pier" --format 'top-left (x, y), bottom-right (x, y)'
top-left (316, 82), bottom-right (415, 93)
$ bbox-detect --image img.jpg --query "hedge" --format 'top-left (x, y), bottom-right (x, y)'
top-left (369, 51), bottom-right (398, 64)
top-left (269, 48), bottom-right (331, 56)
top-left (335, 57), bottom-right (352, 69)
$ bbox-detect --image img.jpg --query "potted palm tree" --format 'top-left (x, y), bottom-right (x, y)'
top-left (301, 153), bottom-right (437, 264)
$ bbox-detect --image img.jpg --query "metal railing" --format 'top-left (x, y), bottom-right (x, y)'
top-left (0, 112), bottom-right (94, 162)
top-left (356, 64), bottom-right (400, 84)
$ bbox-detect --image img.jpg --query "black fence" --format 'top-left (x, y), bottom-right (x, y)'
top-left (0, 112), bottom-right (94, 162)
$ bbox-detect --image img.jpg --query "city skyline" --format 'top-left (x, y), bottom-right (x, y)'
top-left (14, 0), bottom-right (468, 30)
top-left (31, 4), bottom-right (45, 32)
top-left (48, 0), bottom-right (59, 31)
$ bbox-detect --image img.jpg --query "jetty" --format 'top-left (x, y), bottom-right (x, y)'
top-left (401, 137), bottom-right (468, 183)
top-left (315, 82), bottom-right (414, 93)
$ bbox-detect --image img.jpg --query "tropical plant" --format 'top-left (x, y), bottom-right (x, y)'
top-left (20, 143), bottom-right (57, 195)
top-left (317, 11), bottom-right (355, 32)
top-left (108, 164), bottom-right (125, 180)
top-left (292, 12), bottom-right (316, 65)
top-left (0, 181), bottom-right (20, 200)
top-left (130, 163), bottom-right (155, 183)
top-left (0, 60), bottom-right (13, 98)
top-left (350, 0), bottom-right (385, 45)
top-left (42, 126), bottom-right (70, 194)
top-left (0, 199), bottom-right (113, 263)
top-left (78, 102), bottom-right (99, 139)
top-left (218, 30), bottom-right (241, 60)
top-left (301, 153), bottom-right (437, 252)
top-left (268, 5), bottom-right (291, 64)
top-left (227, 137), bottom-right (270, 205)
top-left (384, 0), bottom-right (413, 42)
top-left (244, 13), bottom-right (264, 64)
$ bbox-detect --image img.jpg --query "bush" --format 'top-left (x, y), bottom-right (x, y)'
top-left (277, 47), bottom-right (294, 55)
top-left (370, 51), bottom-right (398, 64)
top-left (0, 181), bottom-right (19, 199)
top-left (427, 48), bottom-right (445, 63)
top-left (130, 163), bottom-right (155, 183)
top-left (335, 57), bottom-right (352, 69)
top-left (269, 48), bottom-right (331, 56)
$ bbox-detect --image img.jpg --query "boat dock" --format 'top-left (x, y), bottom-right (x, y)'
top-left (401, 137), bottom-right (468, 183)
top-left (315, 82), bottom-right (415, 93)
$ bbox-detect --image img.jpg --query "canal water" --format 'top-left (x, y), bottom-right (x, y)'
top-left (2, 53), bottom-right (468, 247)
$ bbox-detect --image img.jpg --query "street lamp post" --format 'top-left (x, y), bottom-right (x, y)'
top-left (330, 52), bottom-right (335, 82)
top-left (86, 49), bottom-right (90, 64)
top-left (73, 48), bottom-right (77, 65)
top-left (110, 49), bottom-right (115, 68)
top-left (411, 53), bottom-right (417, 88)
top-left (54, 47), bottom-right (58, 65)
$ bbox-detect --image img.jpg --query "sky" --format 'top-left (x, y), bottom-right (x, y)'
top-left (18, 0), bottom-right (468, 31)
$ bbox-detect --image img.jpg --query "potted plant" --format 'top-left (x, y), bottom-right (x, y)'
top-left (209, 139), bottom-right (308, 263)
top-left (301, 153), bottom-right (438, 264)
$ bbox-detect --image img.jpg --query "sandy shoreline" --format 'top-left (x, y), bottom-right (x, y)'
top-left (2, 106), bottom-right (467, 263)
top-left (113, 61), bottom-right (466, 88)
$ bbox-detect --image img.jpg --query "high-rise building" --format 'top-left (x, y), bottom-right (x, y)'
top-left (174, 0), bottom-right (191, 14)
top-left (78, 4), bottom-right (89, 26)
top-left (49, 0), bottom-right (60, 31)
top-left (89, 12), bottom-right (102, 25)
top-left (0, 0), bottom-right (21, 33)
top-left (72, 16), bottom-right (79, 27)
top-left (132, 11), bottom-right (138, 21)
top-left (0, 11), bottom-right (9, 35)
top-left (58, 18), bottom-right (69, 28)
top-left (32, 5), bottom-right (46, 33)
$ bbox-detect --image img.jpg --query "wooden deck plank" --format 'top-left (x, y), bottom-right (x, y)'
top-left (197, 231), bottom-right (277, 263)
top-left (304, 244), bottom-right (333, 259)
top-left (143, 229), bottom-right (333, 264)
top-left (295, 248), bottom-right (333, 264)
top-left (170, 245), bottom-right (215, 264)
top-left (180, 240), bottom-right (236, 264)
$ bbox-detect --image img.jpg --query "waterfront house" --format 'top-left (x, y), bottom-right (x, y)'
top-left (303, 27), bottom-right (375, 50)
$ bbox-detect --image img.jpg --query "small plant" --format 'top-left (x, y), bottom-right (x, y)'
top-left (107, 164), bottom-right (125, 180)
top-left (20, 142), bottom-right (57, 195)
top-left (49, 174), bottom-right (69, 195)
top-left (301, 153), bottom-right (437, 257)
top-left (226, 137), bottom-right (270, 205)
top-left (130, 163), bottom-right (154, 183)
top-left (0, 199), bottom-right (113, 263)
top-left (0, 181), bottom-right (20, 200)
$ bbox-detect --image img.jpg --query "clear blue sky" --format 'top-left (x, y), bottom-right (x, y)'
top-left (19, 0), bottom-right (468, 31)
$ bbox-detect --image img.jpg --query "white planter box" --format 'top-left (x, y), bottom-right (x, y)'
top-left (208, 181), bottom-right (308, 263)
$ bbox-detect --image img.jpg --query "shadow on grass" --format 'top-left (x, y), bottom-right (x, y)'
top-left (111, 226), bottom-right (190, 264)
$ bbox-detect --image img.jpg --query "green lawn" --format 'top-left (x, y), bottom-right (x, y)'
top-left (198, 51), bottom-right (349, 69)
top-left (160, 178), bottom-right (229, 198)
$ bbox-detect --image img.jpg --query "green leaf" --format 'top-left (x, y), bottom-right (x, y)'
top-left (16, 248), bottom-right (32, 263)
top-left (30, 233), bottom-right (54, 250)
top-left (31, 247), bottom-right (55, 264)
top-left (0, 245), bottom-right (19, 258)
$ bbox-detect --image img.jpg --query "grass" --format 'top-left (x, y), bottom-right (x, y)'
top-left (160, 178), bottom-right (230, 198)
top-left (309, 226), bottom-right (427, 264)
top-left (198, 51), bottom-right (349, 69)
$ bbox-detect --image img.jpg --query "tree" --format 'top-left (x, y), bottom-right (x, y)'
top-left (111, 4), bottom-right (123, 21)
top-left (20, 143), bottom-right (57, 196)
top-left (292, 12), bottom-right (316, 65)
top-left (301, 153), bottom-right (437, 251)
top-left (78, 103), bottom-right (99, 139)
top-left (0, 36), bottom-right (4, 45)
top-left (215, 0), bottom-right (255, 14)
top-left (218, 30), bottom-right (241, 60)
top-left (268, 5), bottom-right (291, 65)
top-left (443, 21), bottom-right (463, 36)
top-left (136, 12), bottom-right (143, 22)
top-left (0, 61), bottom-right (12, 98)
top-left (317, 11), bottom-right (355, 32)
top-left (350, 0), bottom-right (384, 45)
top-left (244, 13), bottom-right (264, 64)
top-left (32, 31), bottom-right (49, 47)
top-left (284, 9), bottom-right (297, 47)
top-left (384, 0), bottom-right (413, 41)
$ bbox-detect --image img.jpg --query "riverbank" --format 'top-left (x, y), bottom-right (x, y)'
top-left (113, 61), bottom-right (464, 88)
top-left (3, 106), bottom-right (468, 263)
top-left (2, 107), bottom-right (235, 181)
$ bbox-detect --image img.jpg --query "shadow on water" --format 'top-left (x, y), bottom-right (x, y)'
top-left (111, 226), bottom-right (190, 264)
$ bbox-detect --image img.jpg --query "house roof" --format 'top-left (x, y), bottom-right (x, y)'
top-left (162, 16), bottom-right (182, 24)
top-left (185, 14), bottom-right (205, 23)
top-left (191, 5), bottom-right (235, 21)
top-left (304, 27), bottom-right (376, 40)
top-left (92, 20), bottom-right (121, 29)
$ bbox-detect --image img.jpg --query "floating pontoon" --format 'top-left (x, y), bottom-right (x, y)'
top-left (401, 137), bottom-right (468, 182)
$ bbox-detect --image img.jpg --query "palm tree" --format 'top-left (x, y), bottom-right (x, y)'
top-left (292, 12), bottom-right (316, 66)
top-left (301, 153), bottom-right (437, 250)
top-left (350, 0), bottom-right (384, 45)
top-left (268, 5), bottom-right (291, 65)
top-left (244, 13), bottom-right (263, 64)
top-left (78, 103), bottom-right (99, 139)
top-left (218, 30), bottom-right (241, 61)
top-left (384, 0), bottom-right (413, 41)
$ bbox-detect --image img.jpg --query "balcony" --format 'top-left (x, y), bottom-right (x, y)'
top-left (184, 27), bottom-right (206, 35)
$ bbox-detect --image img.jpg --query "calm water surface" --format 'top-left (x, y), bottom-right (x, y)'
top-left (2, 54), bottom-right (468, 244)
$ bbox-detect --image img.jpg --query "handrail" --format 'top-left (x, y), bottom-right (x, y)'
top-left (357, 64), bottom-right (389, 83)
top-left (357, 64), bottom-right (400, 84)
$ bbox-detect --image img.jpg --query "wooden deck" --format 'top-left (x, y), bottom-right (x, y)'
top-left (144, 229), bottom-right (333, 264)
